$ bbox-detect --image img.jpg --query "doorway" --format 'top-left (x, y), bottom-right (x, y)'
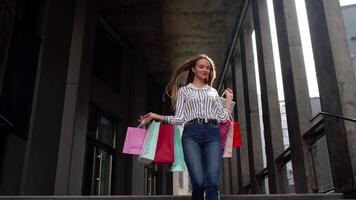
top-left (82, 106), bottom-right (117, 195)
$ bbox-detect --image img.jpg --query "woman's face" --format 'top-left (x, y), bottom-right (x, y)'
top-left (192, 58), bottom-right (211, 81)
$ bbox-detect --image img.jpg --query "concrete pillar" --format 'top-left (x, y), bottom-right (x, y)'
top-left (272, 0), bottom-right (314, 193)
top-left (220, 76), bottom-right (234, 195)
top-left (230, 150), bottom-right (240, 194)
top-left (233, 46), bottom-right (250, 194)
top-left (128, 51), bottom-right (148, 195)
top-left (54, 0), bottom-right (97, 195)
top-left (305, 0), bottom-right (356, 193)
top-left (231, 55), bottom-right (242, 194)
top-left (221, 159), bottom-right (230, 194)
top-left (92, 17), bottom-right (134, 195)
top-left (241, 27), bottom-right (265, 193)
top-left (252, 0), bottom-right (285, 193)
top-left (0, 0), bottom-right (21, 195)
top-left (19, 0), bottom-right (76, 194)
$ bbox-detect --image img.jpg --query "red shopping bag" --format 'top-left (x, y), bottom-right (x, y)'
top-left (232, 121), bottom-right (241, 148)
top-left (153, 123), bottom-right (174, 164)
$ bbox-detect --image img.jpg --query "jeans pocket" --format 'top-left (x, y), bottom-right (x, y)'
top-left (183, 123), bottom-right (192, 131)
top-left (182, 124), bottom-right (192, 138)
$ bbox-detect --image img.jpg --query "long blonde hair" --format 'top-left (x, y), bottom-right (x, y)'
top-left (165, 54), bottom-right (216, 110)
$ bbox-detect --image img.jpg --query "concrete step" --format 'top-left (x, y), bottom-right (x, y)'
top-left (0, 193), bottom-right (347, 200)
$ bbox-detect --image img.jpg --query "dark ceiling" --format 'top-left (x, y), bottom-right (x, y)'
top-left (99, 0), bottom-right (245, 85)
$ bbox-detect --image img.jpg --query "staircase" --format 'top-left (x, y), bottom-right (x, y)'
top-left (0, 193), bottom-right (348, 200)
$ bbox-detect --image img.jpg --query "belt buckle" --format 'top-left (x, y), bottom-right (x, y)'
top-left (198, 118), bottom-right (208, 123)
top-left (197, 118), bottom-right (203, 124)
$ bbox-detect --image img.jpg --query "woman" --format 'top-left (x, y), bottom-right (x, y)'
top-left (139, 54), bottom-right (233, 200)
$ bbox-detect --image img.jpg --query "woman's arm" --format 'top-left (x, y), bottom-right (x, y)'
top-left (166, 87), bottom-right (185, 124)
top-left (139, 87), bottom-right (185, 125)
top-left (224, 88), bottom-right (233, 111)
top-left (215, 88), bottom-right (233, 122)
top-left (139, 112), bottom-right (167, 124)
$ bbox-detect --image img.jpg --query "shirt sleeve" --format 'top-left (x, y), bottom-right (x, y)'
top-left (166, 87), bottom-right (185, 125)
top-left (214, 89), bottom-right (230, 123)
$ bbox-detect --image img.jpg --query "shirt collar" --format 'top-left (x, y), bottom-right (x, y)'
top-left (186, 83), bottom-right (210, 90)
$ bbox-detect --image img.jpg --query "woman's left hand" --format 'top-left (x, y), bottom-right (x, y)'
top-left (224, 88), bottom-right (233, 101)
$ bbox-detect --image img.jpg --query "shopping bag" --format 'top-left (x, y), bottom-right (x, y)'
top-left (122, 124), bottom-right (147, 155)
top-left (219, 97), bottom-right (236, 113)
top-left (232, 121), bottom-right (241, 148)
top-left (219, 120), bottom-right (232, 149)
top-left (138, 121), bottom-right (160, 163)
top-left (219, 93), bottom-right (235, 149)
top-left (171, 125), bottom-right (185, 172)
top-left (223, 123), bottom-right (234, 158)
top-left (153, 123), bottom-right (174, 164)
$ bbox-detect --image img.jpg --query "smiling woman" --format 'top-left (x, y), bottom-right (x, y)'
top-left (139, 54), bottom-right (234, 200)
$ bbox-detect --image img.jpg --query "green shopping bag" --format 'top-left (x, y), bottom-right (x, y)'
top-left (171, 126), bottom-right (186, 172)
top-left (138, 121), bottom-right (160, 163)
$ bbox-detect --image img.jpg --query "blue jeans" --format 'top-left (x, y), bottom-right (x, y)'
top-left (182, 121), bottom-right (222, 200)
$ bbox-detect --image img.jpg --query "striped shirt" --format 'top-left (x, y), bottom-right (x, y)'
top-left (167, 83), bottom-right (230, 125)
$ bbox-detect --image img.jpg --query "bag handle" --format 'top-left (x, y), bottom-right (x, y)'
top-left (138, 120), bottom-right (151, 128)
top-left (220, 94), bottom-right (234, 120)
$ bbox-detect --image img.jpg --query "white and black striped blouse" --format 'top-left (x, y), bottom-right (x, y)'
top-left (167, 83), bottom-right (230, 125)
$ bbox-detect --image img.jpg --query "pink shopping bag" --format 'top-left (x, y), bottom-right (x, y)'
top-left (219, 120), bottom-right (232, 149)
top-left (122, 127), bottom-right (147, 155)
top-left (223, 123), bottom-right (234, 158)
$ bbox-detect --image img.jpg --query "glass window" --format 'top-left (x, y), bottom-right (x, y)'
top-left (98, 116), bottom-right (115, 147)
top-left (82, 107), bottom-right (117, 195)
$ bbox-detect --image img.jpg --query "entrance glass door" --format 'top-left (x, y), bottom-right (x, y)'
top-left (83, 108), bottom-right (116, 195)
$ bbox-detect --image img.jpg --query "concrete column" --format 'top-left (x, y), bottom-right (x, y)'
top-left (231, 55), bottom-right (242, 194)
top-left (226, 70), bottom-right (240, 195)
top-left (54, 0), bottom-right (97, 195)
top-left (221, 159), bottom-right (230, 194)
top-left (305, 0), bottom-right (356, 192)
top-left (230, 150), bottom-right (240, 194)
top-left (220, 77), bottom-right (234, 195)
top-left (128, 51), bottom-right (148, 195)
top-left (233, 43), bottom-right (250, 194)
top-left (241, 28), bottom-right (265, 193)
top-left (19, 0), bottom-right (76, 194)
top-left (0, 0), bottom-right (20, 195)
top-left (89, 16), bottom-right (134, 195)
top-left (252, 0), bottom-right (285, 193)
top-left (273, 0), bottom-right (314, 193)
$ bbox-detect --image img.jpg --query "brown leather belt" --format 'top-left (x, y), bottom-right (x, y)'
top-left (189, 118), bottom-right (218, 124)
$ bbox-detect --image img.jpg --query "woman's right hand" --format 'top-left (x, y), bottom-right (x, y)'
top-left (223, 88), bottom-right (233, 101)
top-left (139, 112), bottom-right (154, 124)
top-left (139, 112), bottom-right (167, 125)
top-left (223, 88), bottom-right (233, 112)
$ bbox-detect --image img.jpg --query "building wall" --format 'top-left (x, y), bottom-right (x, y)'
top-left (0, 0), bottom-right (171, 195)
top-left (0, 0), bottom-right (16, 93)
top-left (342, 4), bottom-right (356, 78)
top-left (0, 0), bottom-right (48, 194)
